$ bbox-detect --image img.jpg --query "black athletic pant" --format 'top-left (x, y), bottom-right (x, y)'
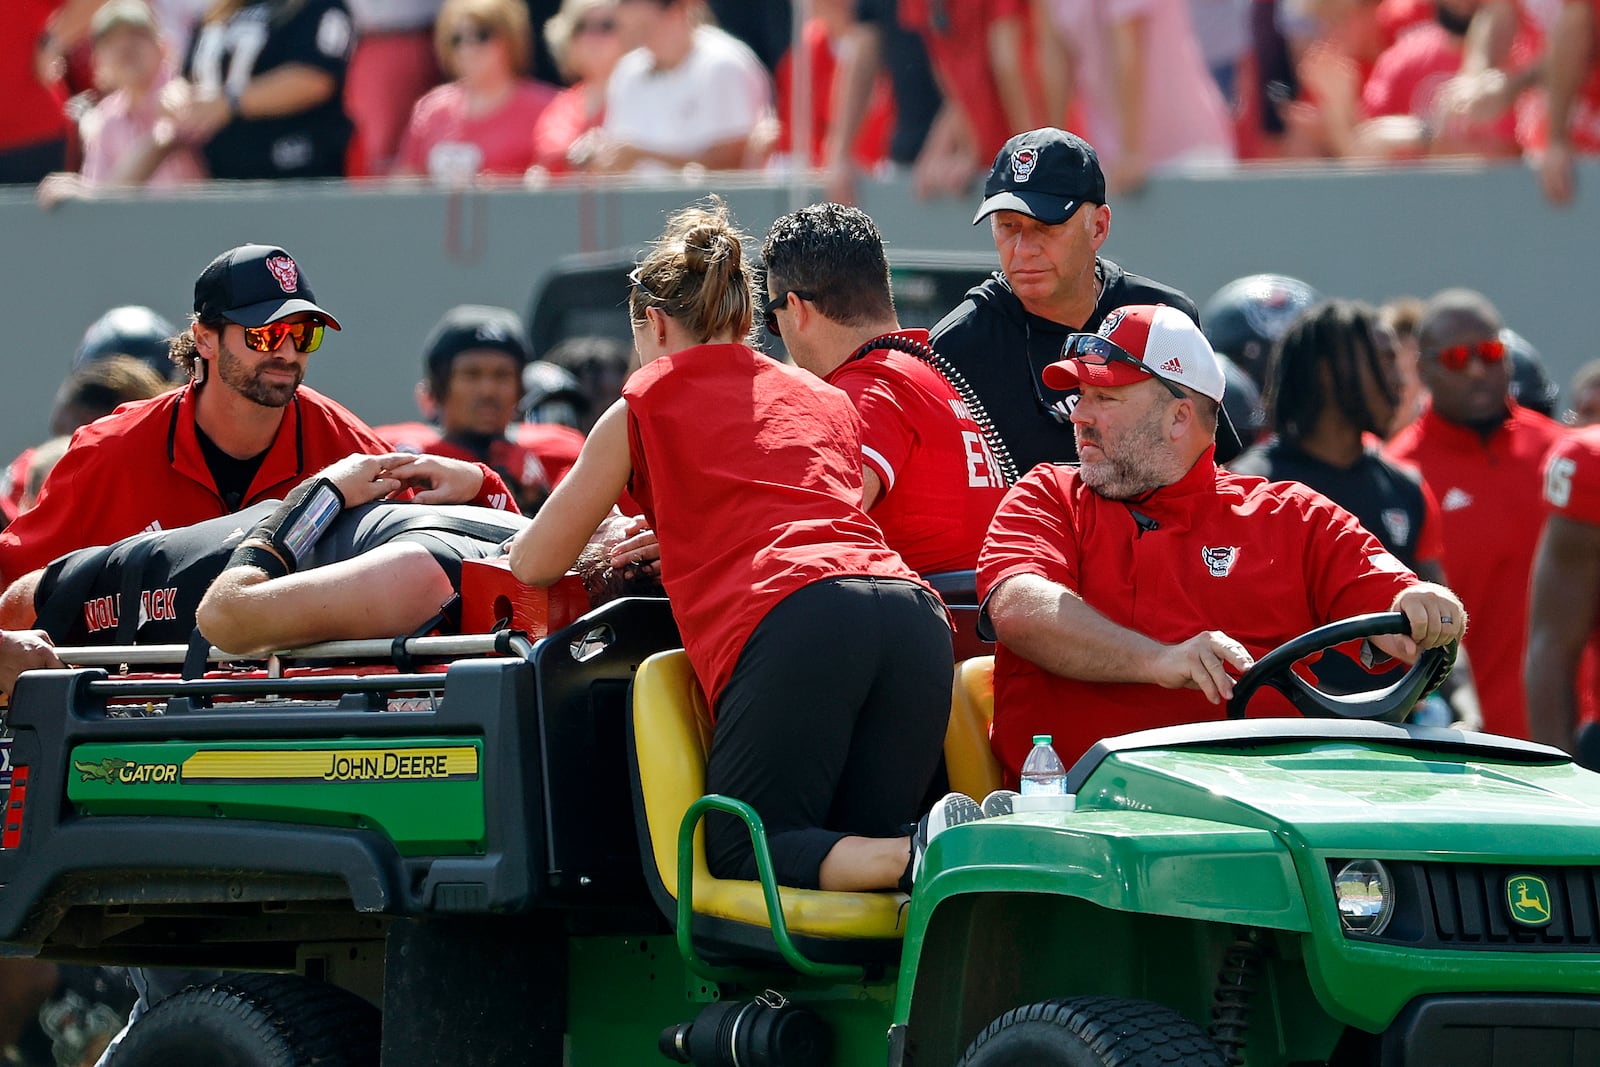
top-left (704, 576), bottom-right (954, 889)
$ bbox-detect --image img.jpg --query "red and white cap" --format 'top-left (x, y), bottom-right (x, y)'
top-left (1043, 304), bottom-right (1226, 402)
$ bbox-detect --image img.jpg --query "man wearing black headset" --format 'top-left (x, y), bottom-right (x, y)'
top-left (761, 203), bottom-right (1010, 577)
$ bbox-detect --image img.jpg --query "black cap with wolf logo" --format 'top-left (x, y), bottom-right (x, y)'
top-left (193, 244), bottom-right (343, 330)
top-left (972, 127), bottom-right (1107, 226)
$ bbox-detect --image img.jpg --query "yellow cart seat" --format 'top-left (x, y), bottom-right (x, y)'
top-left (627, 651), bottom-right (910, 968)
top-left (946, 657), bottom-right (1002, 800)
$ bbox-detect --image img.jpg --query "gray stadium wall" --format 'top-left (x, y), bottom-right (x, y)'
top-left (0, 160), bottom-right (1594, 462)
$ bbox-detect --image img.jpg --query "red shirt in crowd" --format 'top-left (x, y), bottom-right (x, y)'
top-left (624, 343), bottom-right (925, 708)
top-left (977, 449), bottom-right (1418, 779)
top-left (898, 0), bottom-right (1029, 163)
top-left (1540, 426), bottom-right (1600, 727)
top-left (531, 84), bottom-right (604, 173)
top-left (1386, 401), bottom-right (1566, 738)
top-left (515, 421), bottom-right (586, 487)
top-left (1361, 19), bottom-right (1520, 154)
top-left (0, 384), bottom-right (514, 584)
top-left (823, 330), bottom-right (1007, 575)
top-left (396, 80), bottom-right (559, 178)
top-left (2, 0), bottom-right (69, 153)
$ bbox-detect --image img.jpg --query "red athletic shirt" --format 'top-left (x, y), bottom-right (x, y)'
top-left (623, 343), bottom-right (926, 708)
top-left (1540, 426), bottom-right (1600, 726)
top-left (1385, 401), bottom-right (1566, 738)
top-left (0, 0), bottom-right (69, 151)
top-left (823, 330), bottom-right (1007, 575)
top-left (898, 0), bottom-right (1029, 163)
top-left (512, 420), bottom-right (643, 517)
top-left (977, 449), bottom-right (1418, 779)
top-left (0, 384), bottom-right (514, 584)
top-left (514, 421), bottom-right (586, 487)
top-left (376, 421), bottom-right (545, 513)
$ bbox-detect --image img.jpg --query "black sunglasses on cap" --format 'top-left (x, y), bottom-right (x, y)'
top-left (1061, 333), bottom-right (1187, 400)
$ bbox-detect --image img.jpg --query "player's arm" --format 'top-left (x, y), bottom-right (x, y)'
top-left (862, 468), bottom-right (884, 510)
top-left (509, 399), bottom-right (636, 586)
top-left (198, 542), bottom-right (458, 655)
top-left (1526, 514), bottom-right (1600, 751)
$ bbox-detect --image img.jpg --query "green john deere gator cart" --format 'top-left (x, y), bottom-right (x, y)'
top-left (1, 600), bottom-right (1598, 1065)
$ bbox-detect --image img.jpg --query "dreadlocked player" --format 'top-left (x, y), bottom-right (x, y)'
top-left (1230, 299), bottom-right (1480, 723)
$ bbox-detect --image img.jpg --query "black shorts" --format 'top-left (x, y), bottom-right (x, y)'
top-left (704, 576), bottom-right (954, 888)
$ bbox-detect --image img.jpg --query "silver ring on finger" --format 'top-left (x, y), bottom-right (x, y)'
top-left (1440, 615), bottom-right (1453, 625)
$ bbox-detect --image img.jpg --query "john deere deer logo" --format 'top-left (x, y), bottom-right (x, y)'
top-left (1506, 875), bottom-right (1552, 927)
top-left (74, 757), bottom-right (131, 783)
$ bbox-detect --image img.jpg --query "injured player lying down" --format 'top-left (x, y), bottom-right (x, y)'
top-left (0, 453), bottom-right (658, 659)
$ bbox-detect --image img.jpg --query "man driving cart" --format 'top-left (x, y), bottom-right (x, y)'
top-left (979, 304), bottom-right (1468, 779)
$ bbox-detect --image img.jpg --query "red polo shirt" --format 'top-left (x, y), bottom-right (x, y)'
top-left (1540, 426), bottom-right (1600, 726)
top-left (977, 449), bottom-right (1418, 778)
top-left (0, 384), bottom-right (515, 584)
top-left (1385, 401), bottom-right (1566, 739)
top-left (824, 330), bottom-right (1008, 575)
top-left (624, 343), bottom-right (925, 708)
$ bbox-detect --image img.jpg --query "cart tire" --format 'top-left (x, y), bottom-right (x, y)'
top-left (955, 995), bottom-right (1227, 1067)
top-left (109, 973), bottom-right (379, 1067)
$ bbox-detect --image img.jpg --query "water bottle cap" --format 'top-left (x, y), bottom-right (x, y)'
top-left (1032, 735), bottom-right (1052, 746)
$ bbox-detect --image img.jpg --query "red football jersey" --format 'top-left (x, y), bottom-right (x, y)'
top-left (825, 331), bottom-right (1007, 575)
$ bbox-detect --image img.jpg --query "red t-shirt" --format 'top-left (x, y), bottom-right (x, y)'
top-left (823, 330), bottom-right (1007, 575)
top-left (623, 343), bottom-right (925, 707)
top-left (1540, 426), bottom-right (1600, 726)
top-left (0, 385), bottom-right (515, 584)
top-left (898, 0), bottom-right (1029, 163)
top-left (977, 450), bottom-right (1418, 778)
top-left (1386, 401), bottom-right (1567, 738)
top-left (0, 0), bottom-right (68, 151)
top-left (773, 18), bottom-right (893, 167)
top-left (396, 80), bottom-right (559, 178)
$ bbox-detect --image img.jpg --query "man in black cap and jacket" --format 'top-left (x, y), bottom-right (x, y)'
top-left (931, 127), bottom-right (1200, 472)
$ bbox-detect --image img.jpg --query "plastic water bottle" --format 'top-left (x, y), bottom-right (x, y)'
top-left (1019, 735), bottom-right (1068, 796)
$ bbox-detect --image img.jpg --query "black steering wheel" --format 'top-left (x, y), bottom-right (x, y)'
top-left (1225, 611), bottom-right (1456, 722)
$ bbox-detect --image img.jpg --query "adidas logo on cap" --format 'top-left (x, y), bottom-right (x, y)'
top-left (1160, 356), bottom-right (1183, 374)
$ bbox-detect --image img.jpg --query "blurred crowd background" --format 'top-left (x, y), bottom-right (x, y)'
top-left (6, 0), bottom-right (1597, 207)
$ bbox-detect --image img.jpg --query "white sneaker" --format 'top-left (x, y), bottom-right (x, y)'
top-left (909, 792), bottom-right (984, 884)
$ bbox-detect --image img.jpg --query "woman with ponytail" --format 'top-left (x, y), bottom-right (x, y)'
top-left (510, 197), bottom-right (955, 894)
